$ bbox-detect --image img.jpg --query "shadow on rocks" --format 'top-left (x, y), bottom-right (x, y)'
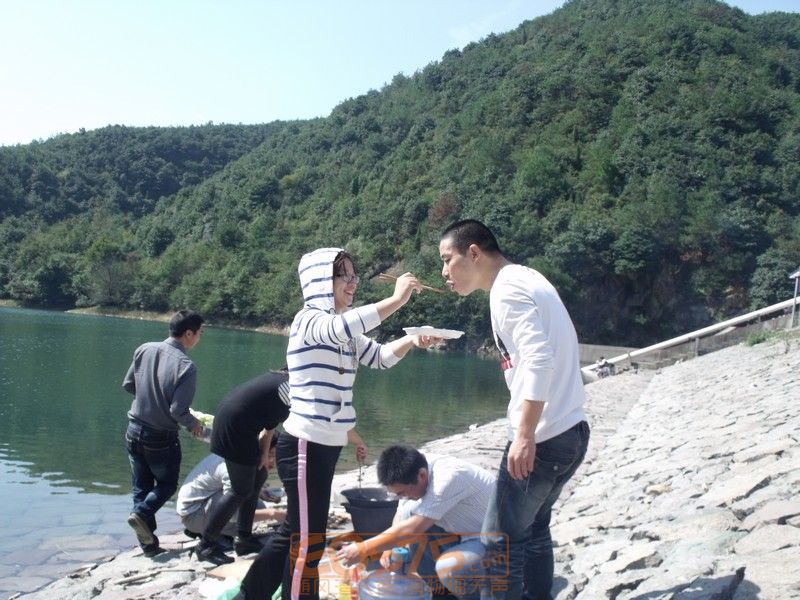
top-left (625, 566), bottom-right (755, 599)
top-left (552, 576), bottom-right (570, 597)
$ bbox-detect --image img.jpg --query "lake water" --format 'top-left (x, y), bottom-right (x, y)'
top-left (0, 307), bottom-right (508, 595)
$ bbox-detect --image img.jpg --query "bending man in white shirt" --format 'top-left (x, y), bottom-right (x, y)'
top-left (177, 446), bottom-right (285, 540)
top-left (338, 444), bottom-right (495, 600)
top-left (439, 219), bottom-right (591, 600)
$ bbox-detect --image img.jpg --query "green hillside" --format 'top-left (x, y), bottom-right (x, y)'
top-left (1, 0), bottom-right (799, 347)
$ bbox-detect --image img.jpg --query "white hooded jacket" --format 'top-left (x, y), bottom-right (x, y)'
top-left (282, 248), bottom-right (401, 446)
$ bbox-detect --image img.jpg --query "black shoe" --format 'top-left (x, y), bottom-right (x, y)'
top-left (195, 541), bottom-right (235, 565)
top-left (127, 512), bottom-right (155, 546)
top-left (141, 534), bottom-right (165, 557)
top-left (142, 544), bottom-right (167, 558)
top-left (233, 535), bottom-right (263, 556)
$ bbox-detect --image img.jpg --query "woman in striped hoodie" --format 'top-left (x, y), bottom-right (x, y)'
top-left (240, 247), bottom-right (438, 600)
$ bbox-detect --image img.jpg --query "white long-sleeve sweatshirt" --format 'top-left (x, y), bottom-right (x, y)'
top-left (282, 248), bottom-right (401, 446)
top-left (490, 264), bottom-right (587, 443)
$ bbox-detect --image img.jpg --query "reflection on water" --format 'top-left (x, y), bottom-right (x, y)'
top-left (0, 450), bottom-right (183, 594)
top-left (0, 307), bottom-right (290, 493)
top-left (0, 307), bottom-right (508, 490)
top-left (0, 306), bottom-right (509, 592)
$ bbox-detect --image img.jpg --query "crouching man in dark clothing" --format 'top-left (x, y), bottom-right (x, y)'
top-left (192, 371), bottom-right (291, 566)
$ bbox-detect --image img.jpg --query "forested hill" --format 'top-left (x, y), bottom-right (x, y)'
top-left (1, 0), bottom-right (799, 348)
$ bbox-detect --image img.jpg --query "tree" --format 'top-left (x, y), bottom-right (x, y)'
top-left (748, 248), bottom-right (800, 308)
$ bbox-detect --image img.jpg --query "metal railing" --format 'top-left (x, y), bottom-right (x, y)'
top-left (582, 296), bottom-right (800, 382)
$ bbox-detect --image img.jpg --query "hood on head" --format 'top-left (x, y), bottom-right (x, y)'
top-left (298, 247), bottom-right (344, 311)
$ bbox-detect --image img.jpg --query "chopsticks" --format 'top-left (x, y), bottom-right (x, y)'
top-left (376, 273), bottom-right (445, 294)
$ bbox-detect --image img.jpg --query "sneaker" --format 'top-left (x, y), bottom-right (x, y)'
top-left (234, 535), bottom-right (263, 556)
top-left (195, 541), bottom-right (235, 565)
top-left (127, 512), bottom-right (155, 546)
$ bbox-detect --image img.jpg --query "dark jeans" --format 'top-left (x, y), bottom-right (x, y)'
top-left (482, 421), bottom-right (590, 600)
top-left (203, 458), bottom-right (268, 542)
top-left (126, 421), bottom-right (181, 536)
top-left (241, 433), bottom-right (341, 600)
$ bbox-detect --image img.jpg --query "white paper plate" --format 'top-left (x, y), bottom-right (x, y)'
top-left (403, 326), bottom-right (464, 339)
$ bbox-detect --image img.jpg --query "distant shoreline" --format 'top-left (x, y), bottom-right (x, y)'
top-left (7, 304), bottom-right (631, 359)
top-left (66, 305), bottom-right (290, 337)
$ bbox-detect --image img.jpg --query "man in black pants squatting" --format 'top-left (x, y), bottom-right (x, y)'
top-left (193, 370), bottom-right (291, 565)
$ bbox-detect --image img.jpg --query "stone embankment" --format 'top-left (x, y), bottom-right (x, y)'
top-left (14, 333), bottom-right (799, 599)
top-left (550, 332), bottom-right (800, 599)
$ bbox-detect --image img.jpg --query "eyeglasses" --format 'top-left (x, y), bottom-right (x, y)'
top-left (335, 274), bottom-right (360, 285)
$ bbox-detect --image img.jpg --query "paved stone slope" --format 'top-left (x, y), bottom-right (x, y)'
top-left (332, 365), bottom-right (653, 494)
top-left (551, 335), bottom-right (800, 599)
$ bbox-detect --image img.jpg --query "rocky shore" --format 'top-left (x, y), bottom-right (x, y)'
top-left (12, 331), bottom-right (799, 599)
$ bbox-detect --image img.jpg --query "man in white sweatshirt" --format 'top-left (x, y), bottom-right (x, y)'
top-left (439, 220), bottom-right (590, 600)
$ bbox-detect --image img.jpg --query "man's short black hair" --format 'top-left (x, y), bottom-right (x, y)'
top-left (441, 219), bottom-right (502, 256)
top-left (377, 444), bottom-right (428, 486)
top-left (169, 309), bottom-right (205, 337)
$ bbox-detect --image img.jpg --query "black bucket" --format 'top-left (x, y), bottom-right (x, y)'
top-left (341, 487), bottom-right (398, 538)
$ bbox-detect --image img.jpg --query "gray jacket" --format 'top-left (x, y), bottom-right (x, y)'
top-left (123, 337), bottom-right (200, 432)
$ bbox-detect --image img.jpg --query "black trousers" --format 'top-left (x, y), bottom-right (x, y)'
top-left (203, 458), bottom-right (268, 542)
top-left (241, 433), bottom-right (342, 600)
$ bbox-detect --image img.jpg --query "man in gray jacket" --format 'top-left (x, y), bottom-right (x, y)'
top-left (122, 309), bottom-right (205, 557)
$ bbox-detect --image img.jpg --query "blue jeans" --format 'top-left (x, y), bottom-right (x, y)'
top-left (482, 421), bottom-right (590, 600)
top-left (126, 421), bottom-right (181, 536)
top-left (408, 526), bottom-right (486, 600)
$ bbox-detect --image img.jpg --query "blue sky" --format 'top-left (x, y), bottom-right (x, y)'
top-left (0, 0), bottom-right (797, 147)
